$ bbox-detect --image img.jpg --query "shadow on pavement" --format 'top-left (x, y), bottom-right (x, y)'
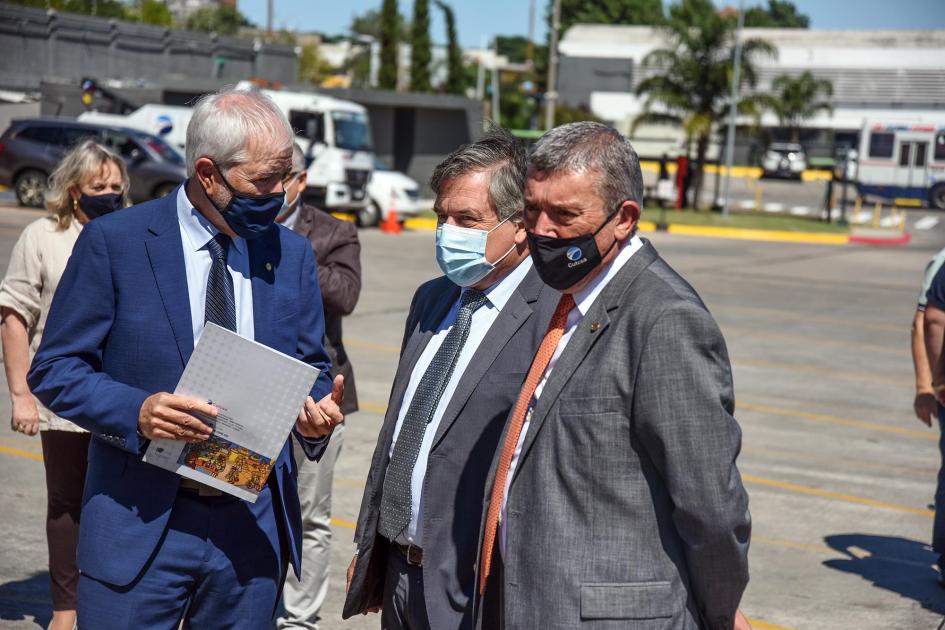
top-left (823, 534), bottom-right (945, 614)
top-left (0, 572), bottom-right (50, 627)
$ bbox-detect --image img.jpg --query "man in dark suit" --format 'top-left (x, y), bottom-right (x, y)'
top-left (476, 122), bottom-right (751, 629)
top-left (28, 88), bottom-right (344, 628)
top-left (278, 143), bottom-right (361, 629)
top-left (343, 127), bottom-right (558, 630)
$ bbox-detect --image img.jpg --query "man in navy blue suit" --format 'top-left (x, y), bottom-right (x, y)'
top-left (28, 88), bottom-right (345, 628)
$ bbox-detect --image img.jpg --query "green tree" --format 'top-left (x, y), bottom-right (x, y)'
top-left (185, 5), bottom-right (251, 36)
top-left (409, 0), bottom-right (432, 92)
top-left (744, 0), bottom-right (810, 28)
top-left (5, 0), bottom-right (127, 17)
top-left (633, 0), bottom-right (775, 209)
top-left (131, 0), bottom-right (173, 27)
top-left (434, 1), bottom-right (464, 95)
top-left (555, 0), bottom-right (664, 36)
top-left (351, 8), bottom-right (408, 40)
top-left (298, 43), bottom-right (334, 85)
top-left (755, 71), bottom-right (832, 142)
top-left (378, 0), bottom-right (400, 90)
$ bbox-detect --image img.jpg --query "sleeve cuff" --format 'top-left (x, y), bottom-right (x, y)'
top-left (293, 428), bottom-right (329, 461)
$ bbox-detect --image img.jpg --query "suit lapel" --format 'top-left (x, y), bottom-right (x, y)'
top-left (249, 230), bottom-right (278, 349)
top-left (510, 241), bottom-right (659, 483)
top-left (430, 268), bottom-right (541, 450)
top-left (145, 192), bottom-right (194, 367)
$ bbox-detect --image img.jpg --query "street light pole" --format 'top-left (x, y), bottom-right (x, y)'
top-left (491, 39), bottom-right (501, 126)
top-left (721, 0), bottom-right (744, 218)
top-left (544, 0), bottom-right (561, 130)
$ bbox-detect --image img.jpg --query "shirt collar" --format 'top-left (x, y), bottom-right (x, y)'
top-left (572, 234), bottom-right (644, 317)
top-left (472, 255), bottom-right (533, 312)
top-left (177, 183), bottom-right (247, 256)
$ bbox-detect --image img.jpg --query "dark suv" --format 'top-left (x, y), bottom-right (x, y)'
top-left (0, 117), bottom-right (187, 207)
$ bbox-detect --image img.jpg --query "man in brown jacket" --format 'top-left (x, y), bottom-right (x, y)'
top-left (277, 143), bottom-right (362, 630)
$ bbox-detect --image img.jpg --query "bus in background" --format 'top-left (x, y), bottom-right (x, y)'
top-left (79, 83), bottom-right (376, 222)
top-left (855, 118), bottom-right (945, 210)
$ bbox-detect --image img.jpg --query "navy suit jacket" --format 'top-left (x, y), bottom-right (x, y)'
top-left (28, 189), bottom-right (333, 587)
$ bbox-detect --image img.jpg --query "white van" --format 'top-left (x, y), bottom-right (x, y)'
top-left (855, 118), bottom-right (945, 210)
top-left (79, 84), bottom-right (375, 216)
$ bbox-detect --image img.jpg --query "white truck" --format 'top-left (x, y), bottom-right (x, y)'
top-left (79, 83), bottom-right (376, 218)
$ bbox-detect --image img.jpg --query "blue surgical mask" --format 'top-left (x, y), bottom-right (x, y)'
top-left (435, 216), bottom-right (515, 287)
top-left (203, 163), bottom-right (285, 240)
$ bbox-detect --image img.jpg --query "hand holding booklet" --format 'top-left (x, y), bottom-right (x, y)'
top-left (143, 323), bottom-right (320, 502)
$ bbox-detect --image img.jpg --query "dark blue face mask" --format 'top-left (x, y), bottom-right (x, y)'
top-left (78, 192), bottom-right (123, 219)
top-left (203, 163), bottom-right (285, 240)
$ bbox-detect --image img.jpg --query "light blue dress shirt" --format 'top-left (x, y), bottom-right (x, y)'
top-left (388, 256), bottom-right (534, 546)
top-left (175, 185), bottom-right (255, 345)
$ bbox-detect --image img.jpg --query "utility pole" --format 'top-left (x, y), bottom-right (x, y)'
top-left (491, 38), bottom-right (501, 126)
top-left (721, 0), bottom-right (744, 218)
top-left (476, 34), bottom-right (486, 101)
top-left (526, 0), bottom-right (535, 66)
top-left (266, 0), bottom-right (273, 38)
top-left (544, 0), bottom-right (561, 130)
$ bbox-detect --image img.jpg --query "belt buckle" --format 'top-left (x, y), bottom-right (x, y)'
top-left (404, 543), bottom-right (423, 567)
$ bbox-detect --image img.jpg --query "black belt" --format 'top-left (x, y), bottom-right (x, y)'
top-left (392, 542), bottom-right (423, 566)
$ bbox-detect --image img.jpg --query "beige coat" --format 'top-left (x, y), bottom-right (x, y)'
top-left (0, 216), bottom-right (85, 432)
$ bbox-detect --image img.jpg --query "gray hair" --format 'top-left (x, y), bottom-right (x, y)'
top-left (291, 142), bottom-right (306, 174)
top-left (429, 124), bottom-right (526, 221)
top-left (46, 139), bottom-right (130, 229)
top-left (529, 121), bottom-right (644, 211)
top-left (185, 87), bottom-right (294, 177)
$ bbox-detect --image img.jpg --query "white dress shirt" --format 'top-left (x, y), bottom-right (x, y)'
top-left (388, 257), bottom-right (533, 546)
top-left (176, 185), bottom-right (255, 345)
top-left (499, 235), bottom-right (644, 557)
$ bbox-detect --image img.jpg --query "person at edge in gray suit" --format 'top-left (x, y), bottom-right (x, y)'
top-left (474, 121), bottom-right (752, 630)
top-left (342, 125), bottom-right (558, 630)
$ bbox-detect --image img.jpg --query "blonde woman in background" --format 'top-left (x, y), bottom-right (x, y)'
top-left (0, 140), bottom-right (129, 630)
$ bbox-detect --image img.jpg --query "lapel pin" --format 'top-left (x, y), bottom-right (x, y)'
top-left (265, 263), bottom-right (272, 271)
top-left (590, 322), bottom-right (601, 332)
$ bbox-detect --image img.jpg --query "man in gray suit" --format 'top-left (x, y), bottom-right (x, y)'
top-left (476, 122), bottom-right (751, 629)
top-left (343, 127), bottom-right (557, 629)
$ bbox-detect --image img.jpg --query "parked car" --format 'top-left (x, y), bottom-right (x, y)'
top-left (0, 117), bottom-right (186, 208)
top-left (361, 158), bottom-right (422, 227)
top-left (761, 142), bottom-right (807, 179)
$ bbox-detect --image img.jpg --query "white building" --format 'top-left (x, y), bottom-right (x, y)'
top-left (557, 25), bottom-right (945, 155)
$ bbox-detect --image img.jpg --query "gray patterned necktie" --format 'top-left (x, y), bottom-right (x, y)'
top-left (378, 288), bottom-right (489, 541)
top-left (204, 233), bottom-right (237, 332)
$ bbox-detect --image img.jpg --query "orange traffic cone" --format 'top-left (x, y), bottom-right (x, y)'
top-left (380, 190), bottom-right (401, 234)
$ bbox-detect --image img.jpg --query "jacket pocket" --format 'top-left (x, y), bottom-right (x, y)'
top-left (580, 581), bottom-right (677, 620)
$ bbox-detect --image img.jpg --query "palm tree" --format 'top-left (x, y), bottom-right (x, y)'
top-left (633, 0), bottom-right (775, 209)
top-left (757, 71), bottom-right (833, 143)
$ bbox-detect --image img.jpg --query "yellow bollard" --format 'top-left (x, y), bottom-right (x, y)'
top-left (872, 201), bottom-right (882, 228)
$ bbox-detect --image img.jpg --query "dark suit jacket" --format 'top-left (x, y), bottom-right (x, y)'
top-left (290, 203), bottom-right (361, 415)
top-left (27, 190), bottom-right (334, 587)
top-left (474, 241), bottom-right (751, 630)
top-left (343, 264), bottom-right (558, 630)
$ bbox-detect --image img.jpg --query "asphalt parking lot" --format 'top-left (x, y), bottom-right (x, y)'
top-left (1, 197), bottom-right (945, 629)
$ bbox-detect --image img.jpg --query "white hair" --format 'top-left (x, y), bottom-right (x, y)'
top-left (185, 87), bottom-right (294, 177)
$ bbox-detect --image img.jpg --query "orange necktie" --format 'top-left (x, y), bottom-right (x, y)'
top-left (478, 293), bottom-right (575, 594)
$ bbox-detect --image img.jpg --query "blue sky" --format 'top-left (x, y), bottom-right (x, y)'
top-left (241, 0), bottom-right (945, 48)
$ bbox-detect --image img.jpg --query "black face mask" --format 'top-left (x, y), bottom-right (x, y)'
top-left (526, 208), bottom-right (620, 291)
top-left (78, 192), bottom-right (123, 219)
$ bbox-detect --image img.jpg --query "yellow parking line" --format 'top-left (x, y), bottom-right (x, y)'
top-left (742, 473), bottom-right (934, 518)
top-left (0, 444), bottom-right (42, 461)
top-left (331, 517), bottom-right (356, 530)
top-left (747, 618), bottom-right (793, 630)
top-left (359, 401), bottom-right (388, 415)
top-left (737, 401), bottom-right (937, 441)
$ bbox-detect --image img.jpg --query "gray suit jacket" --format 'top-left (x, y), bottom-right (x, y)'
top-left (343, 264), bottom-right (558, 629)
top-left (475, 241), bottom-right (750, 630)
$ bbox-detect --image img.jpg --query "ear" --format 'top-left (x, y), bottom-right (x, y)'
top-left (512, 212), bottom-right (528, 246)
top-left (614, 200), bottom-right (641, 241)
top-left (69, 186), bottom-right (80, 202)
top-left (193, 157), bottom-right (216, 191)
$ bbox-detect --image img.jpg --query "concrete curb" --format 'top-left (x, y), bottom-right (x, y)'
top-left (401, 215), bottom-right (910, 247)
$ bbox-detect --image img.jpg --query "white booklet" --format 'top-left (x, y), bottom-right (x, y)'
top-left (143, 323), bottom-right (320, 502)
